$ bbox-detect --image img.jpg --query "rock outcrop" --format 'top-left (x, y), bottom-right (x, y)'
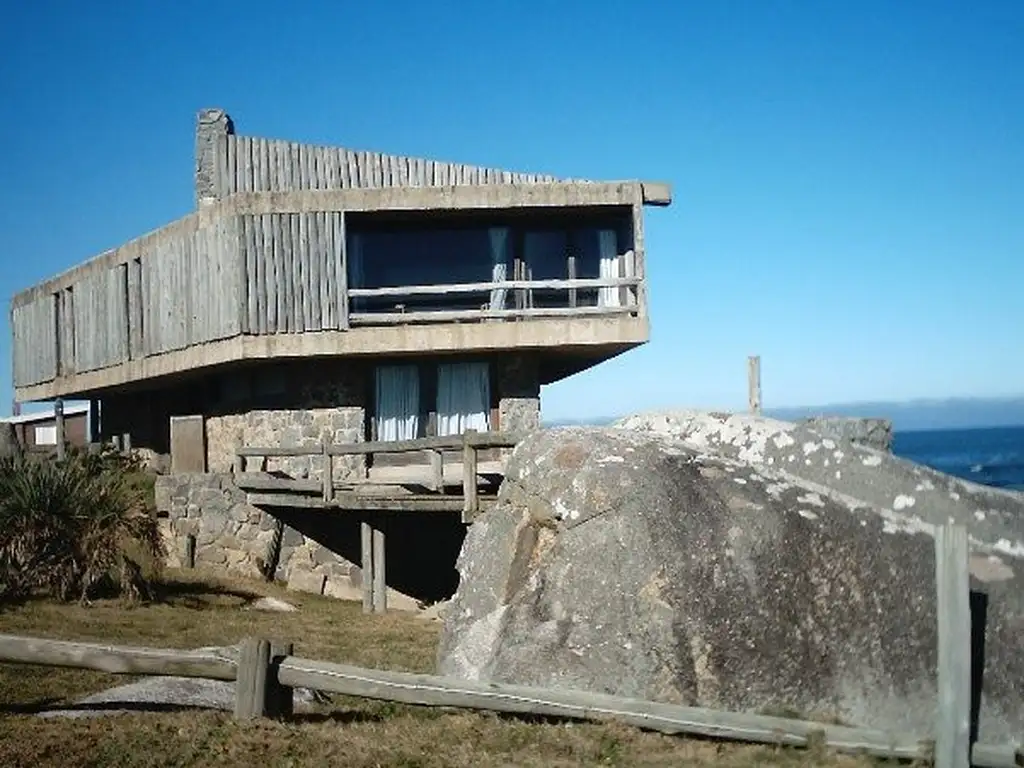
top-left (438, 418), bottom-right (1024, 743)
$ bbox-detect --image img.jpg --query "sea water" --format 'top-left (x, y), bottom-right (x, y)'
top-left (893, 425), bottom-right (1024, 492)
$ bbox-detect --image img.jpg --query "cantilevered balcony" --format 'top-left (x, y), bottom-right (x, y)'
top-left (11, 111), bottom-right (671, 403)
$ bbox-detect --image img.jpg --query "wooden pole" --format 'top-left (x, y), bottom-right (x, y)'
top-left (935, 522), bottom-right (971, 768)
top-left (747, 356), bottom-right (762, 415)
top-left (121, 432), bottom-right (132, 454)
top-left (322, 438), bottom-right (334, 502)
top-left (462, 430), bottom-right (479, 524)
top-left (54, 398), bottom-right (65, 459)
top-left (361, 521), bottom-right (373, 614)
top-left (372, 521), bottom-right (387, 614)
top-left (234, 637), bottom-right (272, 721)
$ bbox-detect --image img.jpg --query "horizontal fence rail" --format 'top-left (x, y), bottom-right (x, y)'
top-left (0, 627), bottom-right (1018, 766)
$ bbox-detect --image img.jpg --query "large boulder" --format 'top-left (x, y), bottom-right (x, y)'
top-left (438, 421), bottom-right (1024, 743)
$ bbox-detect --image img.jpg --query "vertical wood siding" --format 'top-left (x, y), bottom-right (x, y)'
top-left (240, 211), bottom-right (346, 334)
top-left (217, 135), bottom-right (561, 197)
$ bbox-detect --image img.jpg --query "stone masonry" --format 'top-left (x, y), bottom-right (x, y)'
top-left (154, 473), bottom-right (419, 609)
top-left (496, 354), bottom-right (541, 433)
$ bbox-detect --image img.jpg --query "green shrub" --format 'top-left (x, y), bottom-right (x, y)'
top-left (0, 445), bottom-right (165, 604)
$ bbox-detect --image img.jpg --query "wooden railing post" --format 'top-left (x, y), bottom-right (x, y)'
top-left (462, 430), bottom-right (479, 524)
top-left (935, 521), bottom-right (971, 768)
top-left (234, 637), bottom-right (272, 721)
top-left (322, 438), bottom-right (334, 503)
top-left (54, 399), bottom-right (65, 460)
top-left (429, 449), bottom-right (444, 492)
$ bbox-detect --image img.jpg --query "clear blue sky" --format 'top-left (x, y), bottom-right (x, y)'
top-left (1, 0), bottom-right (1021, 421)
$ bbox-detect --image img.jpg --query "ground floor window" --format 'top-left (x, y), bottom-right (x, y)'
top-left (372, 361), bottom-right (492, 441)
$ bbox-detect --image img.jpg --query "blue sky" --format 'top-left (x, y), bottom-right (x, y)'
top-left (1, 0), bottom-right (1022, 421)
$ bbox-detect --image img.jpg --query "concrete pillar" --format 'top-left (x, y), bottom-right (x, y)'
top-left (195, 107), bottom-right (234, 206)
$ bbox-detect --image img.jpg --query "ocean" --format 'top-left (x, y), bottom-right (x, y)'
top-left (892, 425), bottom-right (1024, 492)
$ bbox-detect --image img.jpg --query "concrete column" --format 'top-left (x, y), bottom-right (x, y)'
top-left (195, 107), bottom-right (234, 206)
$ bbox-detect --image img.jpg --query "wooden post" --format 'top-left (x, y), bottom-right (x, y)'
top-left (747, 356), bottom-right (762, 415)
top-left (567, 254), bottom-right (577, 308)
top-left (429, 449), bottom-right (444, 492)
top-left (121, 432), bottom-right (132, 454)
top-left (54, 398), bottom-right (65, 460)
top-left (322, 438), bottom-right (334, 502)
top-left (234, 637), bottom-right (272, 720)
top-left (361, 521), bottom-right (373, 614)
top-left (183, 535), bottom-right (196, 570)
top-left (372, 521), bottom-right (387, 614)
top-left (88, 400), bottom-right (99, 443)
top-left (935, 522), bottom-right (971, 768)
top-left (462, 430), bottom-right (479, 524)
top-left (268, 640), bottom-right (294, 718)
top-left (111, 434), bottom-right (122, 452)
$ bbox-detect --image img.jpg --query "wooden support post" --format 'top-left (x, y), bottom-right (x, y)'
top-left (88, 399), bottom-right (100, 444)
top-left (111, 434), bottom-right (122, 452)
top-left (372, 521), bottom-right (387, 614)
top-left (747, 355), bottom-right (762, 415)
top-left (183, 535), bottom-right (196, 570)
top-left (54, 399), bottom-right (65, 460)
top-left (121, 432), bottom-right (132, 454)
top-left (234, 637), bottom-right (272, 721)
top-left (935, 522), bottom-right (971, 768)
top-left (361, 521), bottom-right (373, 614)
top-left (567, 254), bottom-right (577, 308)
top-left (462, 430), bottom-right (479, 524)
top-left (267, 641), bottom-right (294, 718)
top-left (322, 438), bottom-right (334, 502)
top-left (429, 449), bottom-right (444, 492)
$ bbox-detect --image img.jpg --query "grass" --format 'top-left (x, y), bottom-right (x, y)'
top-left (0, 569), bottom-right (912, 768)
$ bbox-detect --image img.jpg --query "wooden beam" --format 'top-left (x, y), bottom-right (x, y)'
top-left (935, 522), bottom-right (971, 768)
top-left (347, 276), bottom-right (640, 299)
top-left (0, 634), bottom-right (236, 681)
top-left (747, 356), bottom-right (761, 415)
top-left (372, 522), bottom-right (387, 614)
top-left (246, 491), bottom-right (481, 513)
top-left (273, 657), bottom-right (935, 762)
top-left (462, 431), bottom-right (479, 524)
top-left (360, 522), bottom-right (373, 614)
top-left (350, 305), bottom-right (636, 326)
top-left (237, 431), bottom-right (522, 458)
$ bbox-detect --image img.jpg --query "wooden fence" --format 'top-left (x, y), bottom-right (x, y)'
top-left (0, 523), bottom-right (1017, 766)
top-left (214, 134), bottom-right (562, 198)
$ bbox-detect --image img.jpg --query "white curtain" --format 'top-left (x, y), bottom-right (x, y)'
top-left (375, 365), bottom-right (420, 441)
top-left (598, 229), bottom-right (620, 308)
top-left (488, 227), bottom-right (510, 311)
top-left (436, 362), bottom-right (491, 436)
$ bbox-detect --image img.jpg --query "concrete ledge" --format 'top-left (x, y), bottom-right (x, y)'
top-left (13, 316), bottom-right (649, 401)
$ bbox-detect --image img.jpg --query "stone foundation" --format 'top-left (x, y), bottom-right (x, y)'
top-left (496, 355), bottom-right (541, 432)
top-left (155, 473), bottom-right (419, 609)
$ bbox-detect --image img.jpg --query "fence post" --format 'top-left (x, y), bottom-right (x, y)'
top-left (234, 637), bottom-right (272, 720)
top-left (429, 449), bottom-right (444, 492)
top-left (462, 430), bottom-right (479, 524)
top-left (54, 399), bottom-right (66, 460)
top-left (372, 521), bottom-right (387, 614)
top-left (935, 521), bottom-right (971, 768)
top-left (361, 521), bottom-right (373, 614)
top-left (747, 356), bottom-right (762, 415)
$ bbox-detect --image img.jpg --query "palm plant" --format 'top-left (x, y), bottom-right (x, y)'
top-left (0, 445), bottom-right (165, 604)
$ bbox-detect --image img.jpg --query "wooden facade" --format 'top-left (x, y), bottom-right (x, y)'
top-left (10, 108), bottom-right (669, 398)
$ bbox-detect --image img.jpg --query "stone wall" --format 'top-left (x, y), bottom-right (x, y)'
top-left (800, 416), bottom-right (893, 453)
top-left (496, 354), bottom-right (541, 432)
top-left (155, 473), bottom-right (419, 608)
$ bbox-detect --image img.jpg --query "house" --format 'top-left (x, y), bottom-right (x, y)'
top-left (9, 108), bottom-right (671, 475)
top-left (1, 403), bottom-right (90, 452)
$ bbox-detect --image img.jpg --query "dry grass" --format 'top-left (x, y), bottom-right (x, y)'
top-left (0, 569), bottom-right (909, 768)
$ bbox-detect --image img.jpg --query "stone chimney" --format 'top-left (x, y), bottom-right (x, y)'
top-left (195, 108), bottom-right (234, 206)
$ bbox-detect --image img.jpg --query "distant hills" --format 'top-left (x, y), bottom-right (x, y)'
top-left (545, 397), bottom-right (1024, 433)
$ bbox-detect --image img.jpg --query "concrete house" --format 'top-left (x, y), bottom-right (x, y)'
top-left (10, 108), bottom-right (672, 475)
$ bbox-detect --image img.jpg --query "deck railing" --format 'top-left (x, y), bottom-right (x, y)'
top-left (233, 430), bottom-right (523, 522)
